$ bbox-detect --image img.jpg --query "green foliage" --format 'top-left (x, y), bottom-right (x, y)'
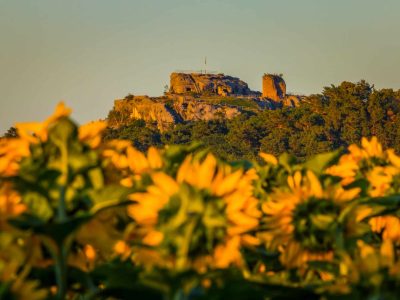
top-left (1, 126), bottom-right (18, 138)
top-left (105, 81), bottom-right (400, 161)
top-left (104, 120), bottom-right (162, 152)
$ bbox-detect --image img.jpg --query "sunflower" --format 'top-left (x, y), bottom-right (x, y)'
top-left (261, 170), bottom-right (360, 268)
top-left (366, 165), bottom-right (400, 197)
top-left (0, 182), bottom-right (26, 225)
top-left (127, 153), bottom-right (261, 272)
top-left (0, 138), bottom-right (30, 177)
top-left (330, 239), bottom-right (400, 297)
top-left (15, 102), bottom-right (71, 144)
top-left (369, 216), bottom-right (400, 242)
top-left (102, 140), bottom-right (163, 187)
top-left (326, 137), bottom-right (400, 194)
top-left (359, 204), bottom-right (400, 245)
top-left (328, 138), bottom-right (400, 243)
top-left (0, 103), bottom-right (71, 177)
top-left (325, 137), bottom-right (386, 184)
top-left (78, 120), bottom-right (108, 149)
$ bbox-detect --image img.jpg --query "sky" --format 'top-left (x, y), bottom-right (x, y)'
top-left (1, 0), bottom-right (400, 132)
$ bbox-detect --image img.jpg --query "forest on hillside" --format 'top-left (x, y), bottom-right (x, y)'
top-left (104, 80), bottom-right (400, 160)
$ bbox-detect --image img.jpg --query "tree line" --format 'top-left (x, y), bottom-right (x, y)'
top-left (4, 80), bottom-right (400, 162)
top-left (104, 81), bottom-right (400, 161)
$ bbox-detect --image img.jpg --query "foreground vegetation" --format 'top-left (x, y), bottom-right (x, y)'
top-left (1, 103), bottom-right (400, 299)
top-left (106, 80), bottom-right (400, 162)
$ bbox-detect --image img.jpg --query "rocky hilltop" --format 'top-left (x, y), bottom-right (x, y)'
top-left (108, 72), bottom-right (302, 130)
top-left (111, 95), bottom-right (243, 131)
top-left (170, 72), bottom-right (260, 97)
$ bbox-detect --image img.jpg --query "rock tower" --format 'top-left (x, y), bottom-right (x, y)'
top-left (262, 74), bottom-right (286, 101)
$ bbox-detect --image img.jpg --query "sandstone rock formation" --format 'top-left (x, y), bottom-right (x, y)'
top-left (282, 95), bottom-right (301, 107)
top-left (169, 73), bottom-right (199, 94)
top-left (109, 72), bottom-right (303, 130)
top-left (112, 95), bottom-right (242, 131)
top-left (172, 97), bottom-right (241, 121)
top-left (170, 73), bottom-right (255, 96)
top-left (262, 74), bottom-right (286, 101)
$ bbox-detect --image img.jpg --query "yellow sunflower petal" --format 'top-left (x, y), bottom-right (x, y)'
top-left (127, 147), bottom-right (149, 173)
top-left (147, 147), bottom-right (163, 169)
top-left (78, 120), bottom-right (107, 148)
top-left (259, 152), bottom-right (278, 165)
top-left (213, 236), bottom-right (242, 268)
top-left (196, 154), bottom-right (217, 189)
top-left (151, 172), bottom-right (179, 196)
top-left (335, 187), bottom-right (361, 202)
top-left (306, 170), bottom-right (323, 198)
top-left (176, 155), bottom-right (193, 184)
top-left (143, 230), bottom-right (164, 246)
top-left (387, 149), bottom-right (400, 168)
top-left (214, 170), bottom-right (243, 196)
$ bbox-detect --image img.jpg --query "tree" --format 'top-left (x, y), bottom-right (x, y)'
top-left (2, 126), bottom-right (18, 138)
top-left (104, 120), bottom-right (161, 152)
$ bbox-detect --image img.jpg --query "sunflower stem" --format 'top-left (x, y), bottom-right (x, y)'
top-left (55, 245), bottom-right (68, 300)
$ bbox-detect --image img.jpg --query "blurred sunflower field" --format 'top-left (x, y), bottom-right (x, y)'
top-left (1, 103), bottom-right (400, 300)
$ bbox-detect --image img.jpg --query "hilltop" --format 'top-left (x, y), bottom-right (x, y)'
top-left (104, 79), bottom-right (400, 161)
top-left (107, 72), bottom-right (303, 130)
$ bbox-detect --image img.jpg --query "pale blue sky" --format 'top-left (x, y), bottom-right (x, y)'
top-left (1, 0), bottom-right (400, 132)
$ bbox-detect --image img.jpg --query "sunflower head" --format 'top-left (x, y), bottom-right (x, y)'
top-left (15, 102), bottom-right (71, 144)
top-left (262, 170), bottom-right (361, 268)
top-left (78, 120), bottom-right (108, 149)
top-left (102, 140), bottom-right (163, 187)
top-left (292, 195), bottom-right (340, 252)
top-left (326, 137), bottom-right (400, 196)
top-left (329, 238), bottom-right (400, 298)
top-left (128, 153), bottom-right (260, 272)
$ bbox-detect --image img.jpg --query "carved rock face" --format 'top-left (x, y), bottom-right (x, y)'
top-left (262, 74), bottom-right (286, 101)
